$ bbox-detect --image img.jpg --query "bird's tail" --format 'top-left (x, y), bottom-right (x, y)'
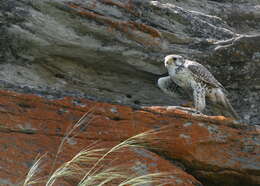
top-left (218, 90), bottom-right (240, 120)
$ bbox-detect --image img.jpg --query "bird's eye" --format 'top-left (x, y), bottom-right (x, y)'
top-left (173, 58), bottom-right (177, 61)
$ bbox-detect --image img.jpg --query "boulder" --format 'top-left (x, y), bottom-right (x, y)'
top-left (0, 90), bottom-right (259, 185)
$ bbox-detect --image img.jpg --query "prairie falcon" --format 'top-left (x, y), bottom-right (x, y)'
top-left (158, 54), bottom-right (240, 120)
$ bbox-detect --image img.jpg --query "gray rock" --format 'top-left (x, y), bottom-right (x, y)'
top-left (0, 0), bottom-right (260, 124)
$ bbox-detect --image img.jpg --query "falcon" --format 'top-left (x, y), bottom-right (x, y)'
top-left (158, 54), bottom-right (240, 120)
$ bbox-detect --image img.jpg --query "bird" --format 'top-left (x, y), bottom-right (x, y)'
top-left (158, 54), bottom-right (240, 120)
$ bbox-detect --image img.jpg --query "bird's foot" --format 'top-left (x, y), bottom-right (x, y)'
top-left (180, 101), bottom-right (193, 108)
top-left (167, 106), bottom-right (203, 115)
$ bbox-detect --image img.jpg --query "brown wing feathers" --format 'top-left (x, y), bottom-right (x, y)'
top-left (187, 62), bottom-right (224, 89)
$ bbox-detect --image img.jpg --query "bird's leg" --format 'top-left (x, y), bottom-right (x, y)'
top-left (192, 83), bottom-right (206, 113)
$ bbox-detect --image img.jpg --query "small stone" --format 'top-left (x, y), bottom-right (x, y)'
top-left (110, 107), bottom-right (118, 113)
top-left (184, 122), bottom-right (193, 127)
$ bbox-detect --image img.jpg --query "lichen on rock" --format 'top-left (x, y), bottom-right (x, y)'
top-left (0, 0), bottom-right (260, 185)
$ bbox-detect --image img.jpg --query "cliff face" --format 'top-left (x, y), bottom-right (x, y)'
top-left (0, 0), bottom-right (260, 185)
top-left (0, 0), bottom-right (260, 124)
top-left (0, 90), bottom-right (259, 185)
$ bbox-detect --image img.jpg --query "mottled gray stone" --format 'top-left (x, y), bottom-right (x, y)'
top-left (0, 0), bottom-right (259, 124)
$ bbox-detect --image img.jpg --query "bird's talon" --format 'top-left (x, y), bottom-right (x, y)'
top-left (194, 110), bottom-right (202, 115)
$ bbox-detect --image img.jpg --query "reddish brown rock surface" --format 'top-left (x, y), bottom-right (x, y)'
top-left (0, 90), bottom-right (259, 185)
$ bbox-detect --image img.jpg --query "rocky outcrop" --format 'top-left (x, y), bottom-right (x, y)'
top-left (0, 0), bottom-right (260, 185)
top-left (0, 90), bottom-right (259, 185)
top-left (0, 0), bottom-right (260, 124)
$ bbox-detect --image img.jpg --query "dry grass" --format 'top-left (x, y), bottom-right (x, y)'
top-left (23, 154), bottom-right (47, 186)
top-left (23, 110), bottom-right (171, 186)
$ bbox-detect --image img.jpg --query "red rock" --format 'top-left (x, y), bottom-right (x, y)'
top-left (0, 90), bottom-right (259, 185)
top-left (66, 2), bottom-right (163, 48)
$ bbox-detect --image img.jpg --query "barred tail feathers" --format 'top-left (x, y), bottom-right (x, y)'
top-left (217, 89), bottom-right (240, 120)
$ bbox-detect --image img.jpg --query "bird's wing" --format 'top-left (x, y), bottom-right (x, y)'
top-left (186, 61), bottom-right (224, 89)
top-left (158, 76), bottom-right (179, 98)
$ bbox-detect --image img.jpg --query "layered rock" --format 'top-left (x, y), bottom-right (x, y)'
top-left (0, 0), bottom-right (259, 124)
top-left (0, 0), bottom-right (260, 185)
top-left (0, 90), bottom-right (259, 185)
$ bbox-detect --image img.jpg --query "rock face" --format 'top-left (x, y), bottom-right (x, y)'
top-left (0, 0), bottom-right (260, 124)
top-left (0, 0), bottom-right (260, 185)
top-left (0, 90), bottom-right (259, 185)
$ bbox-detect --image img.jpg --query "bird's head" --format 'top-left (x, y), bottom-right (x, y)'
top-left (164, 55), bottom-right (184, 68)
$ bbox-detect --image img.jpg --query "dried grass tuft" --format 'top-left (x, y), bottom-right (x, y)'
top-left (23, 110), bottom-right (171, 186)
